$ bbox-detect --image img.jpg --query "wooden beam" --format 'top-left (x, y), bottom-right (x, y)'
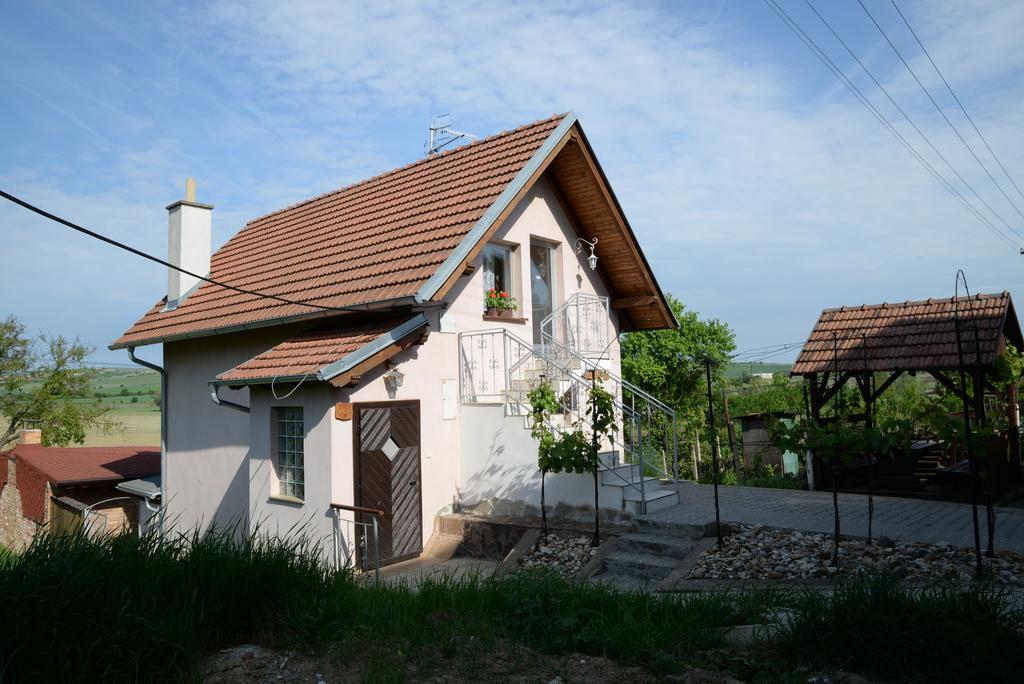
top-left (870, 371), bottom-right (904, 402)
top-left (928, 369), bottom-right (972, 404)
top-left (328, 330), bottom-right (427, 388)
top-left (611, 295), bottom-right (657, 310)
top-left (819, 372), bottom-right (854, 406)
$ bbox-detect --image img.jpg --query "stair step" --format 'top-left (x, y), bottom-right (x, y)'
top-left (603, 550), bottom-right (679, 580)
top-left (623, 488), bottom-right (679, 514)
top-left (618, 532), bottom-right (695, 559)
top-left (588, 572), bottom-right (655, 592)
top-left (600, 463), bottom-right (639, 485)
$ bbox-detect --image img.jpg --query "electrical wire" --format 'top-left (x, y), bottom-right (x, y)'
top-left (761, 0), bottom-right (1020, 251)
top-left (803, 0), bottom-right (1024, 243)
top-left (856, 0), bottom-right (1024, 240)
top-left (0, 189), bottom-right (368, 315)
top-left (890, 0), bottom-right (1024, 208)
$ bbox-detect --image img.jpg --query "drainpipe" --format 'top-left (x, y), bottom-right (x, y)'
top-left (127, 347), bottom-right (166, 537)
top-left (208, 382), bottom-right (250, 413)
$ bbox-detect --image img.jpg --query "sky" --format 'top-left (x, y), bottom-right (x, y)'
top-left (1, 0), bottom-right (1021, 366)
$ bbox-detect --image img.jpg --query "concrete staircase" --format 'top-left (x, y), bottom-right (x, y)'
top-left (588, 526), bottom-right (705, 590)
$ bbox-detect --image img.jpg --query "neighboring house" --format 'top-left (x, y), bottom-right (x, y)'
top-left (0, 430), bottom-right (160, 551)
top-left (111, 113), bottom-right (677, 567)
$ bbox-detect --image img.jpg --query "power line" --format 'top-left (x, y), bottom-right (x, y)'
top-left (0, 189), bottom-right (366, 316)
top-left (803, 0), bottom-right (1024, 244)
top-left (889, 0), bottom-right (1024, 209)
top-left (857, 0), bottom-right (1024, 238)
top-left (761, 0), bottom-right (1020, 251)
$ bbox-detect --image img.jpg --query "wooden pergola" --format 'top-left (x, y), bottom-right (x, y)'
top-left (792, 292), bottom-right (1022, 492)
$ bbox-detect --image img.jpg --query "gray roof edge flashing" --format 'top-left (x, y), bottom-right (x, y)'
top-left (414, 112), bottom-right (578, 304)
top-left (109, 295), bottom-right (419, 350)
top-left (318, 313), bottom-right (429, 381)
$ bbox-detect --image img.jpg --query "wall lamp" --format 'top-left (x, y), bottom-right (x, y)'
top-left (383, 360), bottom-right (405, 392)
top-left (575, 237), bottom-right (599, 271)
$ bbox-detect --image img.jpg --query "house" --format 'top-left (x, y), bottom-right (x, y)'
top-left (0, 429), bottom-right (160, 550)
top-left (112, 113), bottom-right (677, 567)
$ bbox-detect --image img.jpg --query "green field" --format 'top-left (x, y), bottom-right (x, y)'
top-left (725, 361), bottom-right (792, 379)
top-left (81, 367), bottom-right (162, 446)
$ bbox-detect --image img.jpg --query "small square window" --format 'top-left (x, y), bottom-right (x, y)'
top-left (382, 436), bottom-right (400, 461)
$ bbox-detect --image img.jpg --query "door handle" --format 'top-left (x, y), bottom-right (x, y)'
top-left (409, 480), bottom-right (417, 487)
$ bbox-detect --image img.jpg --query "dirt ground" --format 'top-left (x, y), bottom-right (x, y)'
top-left (203, 643), bottom-right (744, 683)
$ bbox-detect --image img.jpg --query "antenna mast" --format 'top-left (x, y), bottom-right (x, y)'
top-left (424, 114), bottom-right (478, 156)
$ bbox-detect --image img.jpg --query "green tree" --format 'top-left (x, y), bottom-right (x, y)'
top-left (0, 315), bottom-right (116, 449)
top-left (621, 293), bottom-right (735, 474)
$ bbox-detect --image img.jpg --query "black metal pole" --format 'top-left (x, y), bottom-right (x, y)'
top-left (863, 334), bottom-right (874, 544)
top-left (592, 372), bottom-right (600, 547)
top-left (832, 332), bottom-right (842, 567)
top-left (705, 358), bottom-right (723, 548)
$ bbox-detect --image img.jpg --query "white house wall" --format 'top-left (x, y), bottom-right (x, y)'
top-left (445, 175), bottom-right (624, 509)
top-left (162, 325), bottom-right (304, 534)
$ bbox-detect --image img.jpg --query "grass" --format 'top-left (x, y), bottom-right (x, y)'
top-left (1, 530), bottom-right (1021, 683)
top-left (776, 573), bottom-right (1024, 682)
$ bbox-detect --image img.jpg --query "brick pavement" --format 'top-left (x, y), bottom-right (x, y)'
top-left (644, 482), bottom-right (1024, 554)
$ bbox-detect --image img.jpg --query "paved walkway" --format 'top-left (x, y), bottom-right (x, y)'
top-left (643, 482), bottom-right (1024, 554)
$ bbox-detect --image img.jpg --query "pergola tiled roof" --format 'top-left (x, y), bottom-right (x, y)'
top-left (792, 292), bottom-right (1022, 375)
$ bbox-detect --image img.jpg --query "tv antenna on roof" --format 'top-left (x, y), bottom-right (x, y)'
top-left (424, 114), bottom-right (477, 156)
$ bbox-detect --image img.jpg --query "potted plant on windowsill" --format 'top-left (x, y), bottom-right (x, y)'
top-left (485, 289), bottom-right (517, 318)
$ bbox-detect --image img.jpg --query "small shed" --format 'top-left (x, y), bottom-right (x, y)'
top-left (791, 291), bottom-right (1022, 494)
top-left (0, 434), bottom-right (159, 550)
top-left (739, 411), bottom-right (798, 474)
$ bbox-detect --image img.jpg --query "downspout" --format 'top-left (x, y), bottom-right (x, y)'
top-left (127, 346), bottom-right (166, 537)
top-left (208, 382), bottom-right (250, 413)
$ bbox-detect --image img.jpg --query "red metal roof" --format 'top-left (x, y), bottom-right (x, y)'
top-left (113, 115), bottom-right (566, 348)
top-left (791, 292), bottom-right (1021, 375)
top-left (2, 445), bottom-right (159, 522)
top-left (216, 315), bottom-right (424, 384)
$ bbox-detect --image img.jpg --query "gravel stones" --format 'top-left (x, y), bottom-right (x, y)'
top-left (690, 524), bottom-right (1024, 585)
top-left (518, 534), bottom-right (598, 578)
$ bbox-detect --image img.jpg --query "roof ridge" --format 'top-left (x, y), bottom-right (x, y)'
top-left (820, 292), bottom-right (1007, 313)
top-left (243, 114), bottom-right (567, 227)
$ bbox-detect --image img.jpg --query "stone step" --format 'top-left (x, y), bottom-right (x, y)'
top-left (602, 550), bottom-right (679, 581)
top-left (587, 572), bottom-right (655, 593)
top-left (633, 517), bottom-right (708, 540)
top-left (600, 462), bottom-right (638, 485)
top-left (618, 532), bottom-right (695, 559)
top-left (623, 487), bottom-right (678, 514)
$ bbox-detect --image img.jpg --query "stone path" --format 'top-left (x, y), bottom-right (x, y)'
top-left (643, 482), bottom-right (1024, 555)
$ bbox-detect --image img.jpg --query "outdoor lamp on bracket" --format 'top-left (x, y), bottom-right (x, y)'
top-left (575, 237), bottom-right (599, 271)
top-left (383, 360), bottom-right (405, 392)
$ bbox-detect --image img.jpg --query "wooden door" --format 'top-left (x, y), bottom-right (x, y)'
top-left (354, 401), bottom-right (422, 565)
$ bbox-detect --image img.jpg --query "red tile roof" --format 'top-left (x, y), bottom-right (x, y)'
top-left (791, 292), bottom-right (1021, 375)
top-left (216, 315), bottom-right (424, 384)
top-left (113, 115), bottom-right (567, 348)
top-left (2, 445), bottom-right (159, 522)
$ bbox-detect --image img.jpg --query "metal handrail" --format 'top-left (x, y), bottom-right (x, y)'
top-left (539, 292), bottom-right (611, 355)
top-left (330, 502), bottom-right (382, 582)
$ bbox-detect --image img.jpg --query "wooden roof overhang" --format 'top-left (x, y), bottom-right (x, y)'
top-left (791, 292), bottom-right (1022, 378)
top-left (427, 120), bottom-right (676, 331)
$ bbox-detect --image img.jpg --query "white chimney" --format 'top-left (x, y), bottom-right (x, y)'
top-left (165, 177), bottom-right (212, 309)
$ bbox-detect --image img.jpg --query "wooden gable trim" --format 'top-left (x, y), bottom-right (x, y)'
top-left (563, 124), bottom-right (674, 329)
top-left (328, 329), bottom-right (429, 388)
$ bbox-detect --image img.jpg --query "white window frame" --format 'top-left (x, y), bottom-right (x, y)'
top-left (482, 242), bottom-right (517, 309)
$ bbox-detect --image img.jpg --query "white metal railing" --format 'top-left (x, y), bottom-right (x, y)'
top-left (458, 328), bottom-right (679, 512)
top-left (330, 502), bottom-right (382, 582)
top-left (539, 293), bottom-right (611, 355)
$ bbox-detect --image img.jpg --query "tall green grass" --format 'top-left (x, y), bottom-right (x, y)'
top-left (2, 530), bottom-right (1022, 683)
top-left (0, 529), bottom-right (764, 682)
top-left (775, 573), bottom-right (1024, 683)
